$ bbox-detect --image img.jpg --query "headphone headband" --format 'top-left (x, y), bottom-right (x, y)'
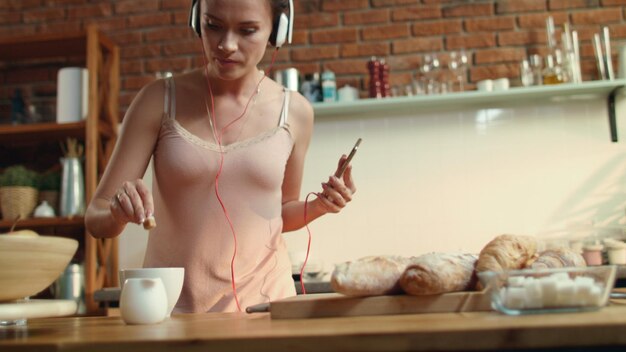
top-left (188, 0), bottom-right (293, 47)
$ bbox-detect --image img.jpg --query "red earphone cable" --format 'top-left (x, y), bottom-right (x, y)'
top-left (200, 45), bottom-right (281, 312)
top-left (299, 191), bottom-right (320, 295)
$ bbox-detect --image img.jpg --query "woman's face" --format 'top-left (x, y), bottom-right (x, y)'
top-left (201, 0), bottom-right (273, 80)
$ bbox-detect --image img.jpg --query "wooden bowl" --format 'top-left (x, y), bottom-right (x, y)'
top-left (0, 235), bottom-right (78, 301)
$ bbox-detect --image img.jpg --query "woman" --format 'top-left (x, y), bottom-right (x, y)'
top-left (85, 0), bottom-right (356, 313)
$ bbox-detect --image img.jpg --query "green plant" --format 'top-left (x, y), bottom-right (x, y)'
top-left (39, 171), bottom-right (61, 191)
top-left (0, 165), bottom-right (39, 188)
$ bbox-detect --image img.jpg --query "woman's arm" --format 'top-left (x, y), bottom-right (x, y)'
top-left (84, 79), bottom-right (164, 238)
top-left (281, 94), bottom-right (357, 232)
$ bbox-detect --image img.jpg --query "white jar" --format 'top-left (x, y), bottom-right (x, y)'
top-left (120, 278), bottom-right (167, 325)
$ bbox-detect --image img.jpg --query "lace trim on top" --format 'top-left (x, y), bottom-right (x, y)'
top-left (164, 118), bottom-right (291, 152)
top-left (161, 77), bottom-right (292, 152)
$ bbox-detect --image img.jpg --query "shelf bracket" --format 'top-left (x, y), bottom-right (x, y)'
top-left (608, 86), bottom-right (622, 143)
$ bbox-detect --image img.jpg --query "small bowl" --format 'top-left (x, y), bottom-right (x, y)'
top-left (477, 265), bottom-right (616, 315)
top-left (119, 267), bottom-right (184, 317)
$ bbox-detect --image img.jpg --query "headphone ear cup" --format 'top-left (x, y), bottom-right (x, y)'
top-left (271, 13), bottom-right (289, 48)
top-left (189, 1), bottom-right (201, 37)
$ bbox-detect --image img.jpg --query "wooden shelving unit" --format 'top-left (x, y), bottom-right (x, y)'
top-left (0, 25), bottom-right (119, 314)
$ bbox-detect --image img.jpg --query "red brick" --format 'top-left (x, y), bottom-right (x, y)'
top-left (311, 28), bottom-right (358, 44)
top-left (571, 8), bottom-right (623, 25)
top-left (549, 0), bottom-right (600, 9)
top-left (127, 13), bottom-right (173, 29)
top-left (91, 17), bottom-right (126, 31)
top-left (469, 63), bottom-right (519, 82)
top-left (123, 75), bottom-right (155, 91)
top-left (600, 0), bottom-right (626, 4)
top-left (296, 13), bottom-right (340, 29)
top-left (145, 57), bottom-right (191, 74)
top-left (173, 10), bottom-right (191, 25)
top-left (109, 32), bottom-right (142, 45)
top-left (362, 24), bottom-right (409, 40)
top-left (291, 46), bottom-right (340, 62)
top-left (496, 0), bottom-right (547, 14)
top-left (442, 3), bottom-right (493, 18)
top-left (610, 23), bottom-right (626, 38)
top-left (271, 63), bottom-right (321, 76)
top-left (393, 37), bottom-right (443, 54)
top-left (344, 9), bottom-right (389, 26)
top-left (0, 0), bottom-right (42, 10)
top-left (474, 48), bottom-right (527, 64)
top-left (161, 0), bottom-right (188, 10)
top-left (341, 42), bottom-right (390, 58)
top-left (36, 21), bottom-right (81, 35)
top-left (371, 0), bottom-right (416, 7)
top-left (465, 16), bottom-right (516, 32)
top-left (291, 31), bottom-right (309, 45)
top-left (391, 5), bottom-right (441, 21)
top-left (517, 12), bottom-right (568, 28)
top-left (498, 30), bottom-right (547, 46)
top-left (67, 4), bottom-right (113, 19)
top-left (325, 59), bottom-right (370, 74)
top-left (120, 60), bottom-right (143, 75)
top-left (122, 44), bottom-right (162, 59)
top-left (162, 41), bottom-right (199, 56)
top-left (412, 19), bottom-right (463, 36)
top-left (446, 33), bottom-right (497, 50)
top-left (387, 54), bottom-right (422, 71)
top-left (22, 8), bottom-right (66, 23)
top-left (143, 27), bottom-right (191, 42)
top-left (323, 0), bottom-right (369, 12)
top-left (114, 0), bottom-right (160, 14)
top-left (0, 26), bottom-right (36, 38)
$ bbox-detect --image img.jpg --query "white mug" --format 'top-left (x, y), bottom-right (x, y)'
top-left (120, 278), bottom-right (167, 325)
top-left (493, 78), bottom-right (510, 91)
top-left (338, 85), bottom-right (359, 102)
top-left (476, 79), bottom-right (493, 92)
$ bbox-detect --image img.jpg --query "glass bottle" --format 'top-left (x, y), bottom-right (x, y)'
top-left (543, 55), bottom-right (563, 85)
top-left (520, 59), bottom-right (533, 87)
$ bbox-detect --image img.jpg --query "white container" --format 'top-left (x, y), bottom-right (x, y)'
top-left (338, 84), bottom-right (359, 102)
top-left (476, 79), bottom-right (493, 92)
top-left (56, 67), bottom-right (86, 123)
top-left (119, 267), bottom-right (184, 317)
top-left (120, 278), bottom-right (167, 325)
top-left (608, 248), bottom-right (626, 265)
top-left (493, 78), bottom-right (510, 91)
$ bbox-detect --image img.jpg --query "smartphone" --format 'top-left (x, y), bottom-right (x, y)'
top-left (334, 138), bottom-right (362, 178)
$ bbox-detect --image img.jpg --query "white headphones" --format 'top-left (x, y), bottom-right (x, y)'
top-left (188, 0), bottom-right (293, 48)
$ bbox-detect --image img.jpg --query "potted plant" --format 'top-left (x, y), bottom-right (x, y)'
top-left (38, 170), bottom-right (61, 215)
top-left (0, 165), bottom-right (40, 220)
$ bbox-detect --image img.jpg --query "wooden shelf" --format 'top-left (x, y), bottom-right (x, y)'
top-left (0, 121), bottom-right (86, 145)
top-left (0, 216), bottom-right (84, 230)
top-left (313, 79), bottom-right (626, 118)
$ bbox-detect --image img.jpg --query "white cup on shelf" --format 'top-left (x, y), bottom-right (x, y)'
top-left (493, 78), bottom-right (510, 91)
top-left (476, 79), bottom-right (493, 92)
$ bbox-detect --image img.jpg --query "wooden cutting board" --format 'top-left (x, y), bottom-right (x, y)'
top-left (269, 291), bottom-right (491, 319)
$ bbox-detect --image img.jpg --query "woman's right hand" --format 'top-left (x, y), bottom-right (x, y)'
top-left (110, 179), bottom-right (154, 225)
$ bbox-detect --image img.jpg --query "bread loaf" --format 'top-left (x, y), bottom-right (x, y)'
top-left (529, 248), bottom-right (586, 269)
top-left (331, 255), bottom-right (413, 296)
top-left (476, 234), bottom-right (539, 273)
top-left (400, 253), bottom-right (478, 295)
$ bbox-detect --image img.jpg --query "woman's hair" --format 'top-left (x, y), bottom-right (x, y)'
top-left (270, 0), bottom-right (289, 21)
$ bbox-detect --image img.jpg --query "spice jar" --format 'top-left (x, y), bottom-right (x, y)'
top-left (604, 239), bottom-right (626, 265)
top-left (582, 243), bottom-right (604, 266)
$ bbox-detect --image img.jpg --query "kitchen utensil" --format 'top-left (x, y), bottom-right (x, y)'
top-left (267, 291), bottom-right (491, 319)
top-left (120, 278), bottom-right (167, 325)
top-left (478, 265), bottom-right (616, 316)
top-left (119, 267), bottom-right (184, 317)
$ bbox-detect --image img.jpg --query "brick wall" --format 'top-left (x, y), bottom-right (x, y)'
top-left (1, 0), bottom-right (626, 122)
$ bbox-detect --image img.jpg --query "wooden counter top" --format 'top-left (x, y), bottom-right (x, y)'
top-left (3, 302), bottom-right (626, 351)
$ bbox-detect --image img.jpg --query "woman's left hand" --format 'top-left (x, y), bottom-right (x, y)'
top-left (318, 155), bottom-right (357, 213)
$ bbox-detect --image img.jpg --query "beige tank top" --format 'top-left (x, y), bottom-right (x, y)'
top-left (143, 77), bottom-right (296, 313)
